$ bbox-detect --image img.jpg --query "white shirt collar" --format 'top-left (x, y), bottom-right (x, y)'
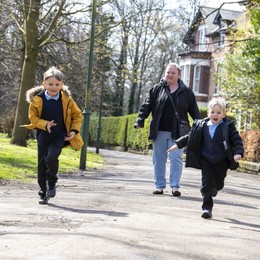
top-left (207, 119), bottom-right (223, 127)
top-left (45, 90), bottom-right (59, 101)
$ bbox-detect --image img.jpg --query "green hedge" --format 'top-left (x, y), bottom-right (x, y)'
top-left (126, 114), bottom-right (151, 150)
top-left (89, 116), bottom-right (128, 147)
top-left (89, 114), bottom-right (151, 152)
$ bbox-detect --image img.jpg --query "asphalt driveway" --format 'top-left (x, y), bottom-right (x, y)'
top-left (0, 149), bottom-right (259, 259)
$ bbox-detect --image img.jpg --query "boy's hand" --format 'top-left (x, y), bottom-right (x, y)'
top-left (167, 144), bottom-right (178, 152)
top-left (65, 131), bottom-right (76, 141)
top-left (234, 154), bottom-right (242, 162)
top-left (47, 120), bottom-right (57, 133)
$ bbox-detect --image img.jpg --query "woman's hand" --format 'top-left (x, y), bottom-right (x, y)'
top-left (134, 123), bottom-right (141, 129)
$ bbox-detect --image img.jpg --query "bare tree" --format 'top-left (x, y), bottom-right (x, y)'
top-left (0, 0), bottom-right (212, 142)
top-left (9, 0), bottom-right (92, 146)
top-left (0, 1), bottom-right (24, 135)
top-left (127, 0), bottom-right (167, 113)
top-left (108, 0), bottom-right (130, 116)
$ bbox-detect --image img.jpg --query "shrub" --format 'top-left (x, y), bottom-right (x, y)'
top-left (0, 109), bottom-right (15, 137)
top-left (240, 130), bottom-right (260, 162)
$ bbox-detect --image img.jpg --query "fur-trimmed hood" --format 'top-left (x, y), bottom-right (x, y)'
top-left (25, 85), bottom-right (71, 103)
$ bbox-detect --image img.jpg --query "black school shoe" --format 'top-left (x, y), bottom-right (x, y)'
top-left (153, 189), bottom-right (163, 194)
top-left (47, 186), bottom-right (56, 198)
top-left (172, 190), bottom-right (181, 197)
top-left (46, 182), bottom-right (56, 198)
top-left (38, 191), bottom-right (49, 205)
top-left (201, 209), bottom-right (212, 219)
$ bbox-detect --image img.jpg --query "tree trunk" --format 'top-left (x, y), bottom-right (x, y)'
top-left (128, 31), bottom-right (140, 115)
top-left (11, 0), bottom-right (40, 146)
top-left (113, 24), bottom-right (128, 116)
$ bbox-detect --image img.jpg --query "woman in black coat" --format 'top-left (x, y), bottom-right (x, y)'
top-left (135, 63), bottom-right (201, 197)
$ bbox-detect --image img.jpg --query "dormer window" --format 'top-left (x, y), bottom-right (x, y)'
top-left (220, 20), bottom-right (227, 29)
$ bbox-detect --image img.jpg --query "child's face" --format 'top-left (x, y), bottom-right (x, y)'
top-left (43, 76), bottom-right (63, 97)
top-left (208, 105), bottom-right (226, 124)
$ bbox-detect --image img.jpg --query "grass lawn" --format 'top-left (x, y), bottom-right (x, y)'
top-left (0, 133), bottom-right (105, 182)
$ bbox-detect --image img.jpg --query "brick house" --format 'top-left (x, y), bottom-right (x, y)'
top-left (178, 6), bottom-right (244, 107)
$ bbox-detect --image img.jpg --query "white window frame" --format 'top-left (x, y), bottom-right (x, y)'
top-left (181, 65), bottom-right (189, 86)
top-left (193, 66), bottom-right (201, 93)
top-left (215, 65), bottom-right (221, 95)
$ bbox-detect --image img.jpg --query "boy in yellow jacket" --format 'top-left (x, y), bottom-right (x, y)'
top-left (22, 66), bottom-right (83, 204)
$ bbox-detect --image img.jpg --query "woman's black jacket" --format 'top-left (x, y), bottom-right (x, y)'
top-left (175, 117), bottom-right (244, 170)
top-left (135, 79), bottom-right (201, 141)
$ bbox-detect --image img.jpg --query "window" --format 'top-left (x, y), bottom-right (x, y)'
top-left (181, 65), bottom-right (190, 86)
top-left (180, 65), bottom-right (185, 80)
top-left (215, 65), bottom-right (221, 94)
top-left (198, 25), bottom-right (207, 51)
top-left (193, 66), bottom-right (201, 93)
top-left (219, 33), bottom-right (225, 47)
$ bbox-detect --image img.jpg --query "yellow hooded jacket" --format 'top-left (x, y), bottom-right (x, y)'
top-left (21, 85), bottom-right (84, 150)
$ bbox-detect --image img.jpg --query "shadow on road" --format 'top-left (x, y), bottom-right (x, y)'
top-left (47, 203), bottom-right (129, 217)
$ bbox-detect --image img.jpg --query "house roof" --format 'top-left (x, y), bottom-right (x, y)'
top-left (213, 8), bottom-right (243, 25)
top-left (183, 6), bottom-right (244, 44)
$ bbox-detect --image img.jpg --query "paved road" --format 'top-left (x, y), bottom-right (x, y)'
top-left (0, 149), bottom-right (259, 259)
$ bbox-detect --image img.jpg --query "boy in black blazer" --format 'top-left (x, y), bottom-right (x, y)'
top-left (167, 97), bottom-right (244, 219)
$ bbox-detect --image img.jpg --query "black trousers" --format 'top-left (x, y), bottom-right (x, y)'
top-left (37, 140), bottom-right (64, 194)
top-left (200, 157), bottom-right (229, 210)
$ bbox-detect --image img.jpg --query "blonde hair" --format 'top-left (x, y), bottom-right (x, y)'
top-left (44, 66), bottom-right (64, 81)
top-left (166, 62), bottom-right (181, 74)
top-left (208, 97), bottom-right (227, 112)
